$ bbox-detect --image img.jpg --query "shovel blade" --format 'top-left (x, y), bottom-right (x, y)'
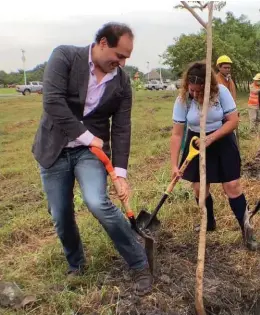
top-left (136, 209), bottom-right (161, 231)
top-left (145, 237), bottom-right (156, 275)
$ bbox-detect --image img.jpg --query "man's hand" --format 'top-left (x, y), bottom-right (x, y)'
top-left (117, 177), bottom-right (130, 202)
top-left (90, 136), bottom-right (103, 149)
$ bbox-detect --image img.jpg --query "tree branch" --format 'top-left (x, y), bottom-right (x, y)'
top-left (180, 1), bottom-right (207, 29)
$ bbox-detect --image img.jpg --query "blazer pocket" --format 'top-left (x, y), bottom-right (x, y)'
top-left (42, 118), bottom-right (54, 131)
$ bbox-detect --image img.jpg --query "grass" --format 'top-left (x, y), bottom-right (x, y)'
top-left (0, 88), bottom-right (17, 95)
top-left (0, 90), bottom-right (260, 315)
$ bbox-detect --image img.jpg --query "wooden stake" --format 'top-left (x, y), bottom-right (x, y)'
top-left (196, 2), bottom-right (214, 315)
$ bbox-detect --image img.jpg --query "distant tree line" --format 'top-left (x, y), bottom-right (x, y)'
top-left (0, 63), bottom-right (176, 87)
top-left (163, 12), bottom-right (260, 91)
top-left (0, 62), bottom-right (47, 86)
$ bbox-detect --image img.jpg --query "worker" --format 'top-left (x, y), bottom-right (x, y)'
top-left (248, 73), bottom-right (260, 132)
top-left (171, 61), bottom-right (257, 251)
top-left (216, 55), bottom-right (236, 101)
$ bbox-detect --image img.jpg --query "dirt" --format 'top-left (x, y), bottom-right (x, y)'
top-left (90, 230), bottom-right (260, 315)
top-left (243, 158), bottom-right (260, 181)
top-left (242, 148), bottom-right (260, 180)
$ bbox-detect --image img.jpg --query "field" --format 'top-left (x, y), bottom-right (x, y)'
top-left (0, 88), bottom-right (17, 95)
top-left (1, 91), bottom-right (260, 315)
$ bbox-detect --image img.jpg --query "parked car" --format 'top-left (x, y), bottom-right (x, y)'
top-left (166, 84), bottom-right (177, 91)
top-left (144, 80), bottom-right (168, 90)
top-left (175, 79), bottom-right (183, 89)
top-left (16, 81), bottom-right (43, 95)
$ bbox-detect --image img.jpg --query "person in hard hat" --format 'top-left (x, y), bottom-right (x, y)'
top-left (248, 73), bottom-right (260, 132)
top-left (216, 55), bottom-right (236, 101)
top-left (171, 61), bottom-right (257, 251)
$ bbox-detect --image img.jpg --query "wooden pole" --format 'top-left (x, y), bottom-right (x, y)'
top-left (195, 2), bottom-right (214, 315)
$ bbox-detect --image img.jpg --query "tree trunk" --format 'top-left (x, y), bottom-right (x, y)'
top-left (195, 2), bottom-right (214, 315)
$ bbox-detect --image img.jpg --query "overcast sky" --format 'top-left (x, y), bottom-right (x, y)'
top-left (1, 0), bottom-right (259, 73)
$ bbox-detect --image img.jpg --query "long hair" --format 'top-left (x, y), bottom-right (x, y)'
top-left (179, 61), bottom-right (219, 105)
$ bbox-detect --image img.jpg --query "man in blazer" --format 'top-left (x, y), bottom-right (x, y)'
top-left (32, 22), bottom-right (152, 295)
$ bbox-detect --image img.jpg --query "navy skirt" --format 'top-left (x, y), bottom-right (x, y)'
top-left (179, 129), bottom-right (241, 183)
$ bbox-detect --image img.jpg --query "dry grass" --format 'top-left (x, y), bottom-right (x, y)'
top-left (1, 91), bottom-right (260, 315)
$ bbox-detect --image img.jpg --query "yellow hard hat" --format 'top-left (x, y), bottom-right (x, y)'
top-left (216, 55), bottom-right (233, 66)
top-left (253, 73), bottom-right (260, 81)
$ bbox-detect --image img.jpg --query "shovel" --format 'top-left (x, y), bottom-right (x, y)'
top-left (136, 136), bottom-right (200, 231)
top-left (243, 200), bottom-right (260, 244)
top-left (90, 147), bottom-right (156, 274)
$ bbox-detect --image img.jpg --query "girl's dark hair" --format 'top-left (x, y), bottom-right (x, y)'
top-left (95, 22), bottom-right (134, 47)
top-left (180, 61), bottom-right (219, 104)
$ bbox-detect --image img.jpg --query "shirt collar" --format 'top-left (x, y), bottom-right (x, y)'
top-left (89, 43), bottom-right (118, 78)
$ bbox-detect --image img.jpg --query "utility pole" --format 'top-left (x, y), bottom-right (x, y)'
top-left (147, 61), bottom-right (150, 82)
top-left (159, 54), bottom-right (163, 83)
top-left (21, 49), bottom-right (27, 85)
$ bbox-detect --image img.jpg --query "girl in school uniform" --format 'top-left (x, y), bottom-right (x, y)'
top-left (170, 61), bottom-right (257, 251)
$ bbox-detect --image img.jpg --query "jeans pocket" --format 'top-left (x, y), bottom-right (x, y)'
top-left (39, 153), bottom-right (70, 175)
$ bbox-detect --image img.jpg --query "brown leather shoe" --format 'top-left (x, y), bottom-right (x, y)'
top-left (66, 266), bottom-right (86, 279)
top-left (132, 266), bottom-right (153, 296)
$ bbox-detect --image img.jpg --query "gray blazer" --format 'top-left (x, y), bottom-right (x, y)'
top-left (32, 45), bottom-right (132, 170)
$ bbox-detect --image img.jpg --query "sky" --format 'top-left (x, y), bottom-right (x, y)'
top-left (0, 0), bottom-right (260, 73)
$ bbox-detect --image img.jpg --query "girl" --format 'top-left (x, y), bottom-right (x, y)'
top-left (171, 61), bottom-right (257, 251)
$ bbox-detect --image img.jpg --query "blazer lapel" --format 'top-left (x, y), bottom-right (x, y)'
top-left (98, 76), bottom-right (119, 108)
top-left (78, 46), bottom-right (90, 109)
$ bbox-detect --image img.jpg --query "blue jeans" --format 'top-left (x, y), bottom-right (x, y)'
top-left (40, 146), bottom-right (147, 271)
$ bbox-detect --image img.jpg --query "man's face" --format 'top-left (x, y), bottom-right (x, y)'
top-left (218, 63), bottom-right (232, 77)
top-left (255, 80), bottom-right (260, 86)
top-left (97, 34), bottom-right (133, 73)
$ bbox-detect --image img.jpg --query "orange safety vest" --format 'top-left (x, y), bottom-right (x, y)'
top-left (248, 83), bottom-right (260, 107)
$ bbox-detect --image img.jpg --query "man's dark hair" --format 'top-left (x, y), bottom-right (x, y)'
top-left (95, 22), bottom-right (134, 47)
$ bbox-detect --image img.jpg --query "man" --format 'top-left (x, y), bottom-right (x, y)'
top-left (216, 55), bottom-right (236, 101)
top-left (248, 73), bottom-right (260, 132)
top-left (32, 22), bottom-right (152, 295)
top-left (216, 55), bottom-right (240, 148)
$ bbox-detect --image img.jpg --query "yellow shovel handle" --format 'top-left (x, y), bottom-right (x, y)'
top-left (186, 136), bottom-right (200, 161)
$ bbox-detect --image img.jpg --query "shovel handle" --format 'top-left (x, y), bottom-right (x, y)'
top-left (145, 137), bottom-right (200, 229)
top-left (90, 147), bottom-right (135, 220)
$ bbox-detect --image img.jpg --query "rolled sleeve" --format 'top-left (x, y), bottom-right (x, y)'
top-left (115, 167), bottom-right (127, 178)
top-left (173, 96), bottom-right (187, 124)
top-left (77, 130), bottom-right (95, 146)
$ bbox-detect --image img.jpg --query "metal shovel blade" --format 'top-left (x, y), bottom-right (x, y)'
top-left (136, 208), bottom-right (161, 231)
top-left (145, 236), bottom-right (156, 275)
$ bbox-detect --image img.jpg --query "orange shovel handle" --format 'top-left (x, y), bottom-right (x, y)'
top-left (90, 147), bottom-right (134, 218)
top-left (90, 147), bottom-right (114, 175)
